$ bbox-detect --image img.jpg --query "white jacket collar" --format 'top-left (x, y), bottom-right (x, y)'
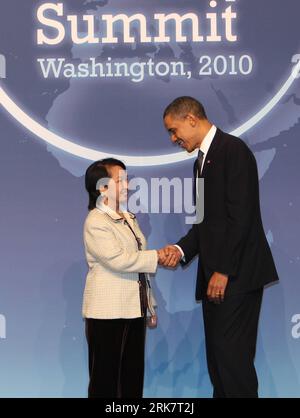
top-left (96, 201), bottom-right (136, 222)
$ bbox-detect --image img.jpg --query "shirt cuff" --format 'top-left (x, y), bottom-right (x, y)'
top-left (173, 245), bottom-right (185, 261)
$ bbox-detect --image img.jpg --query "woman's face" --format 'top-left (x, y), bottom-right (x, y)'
top-left (105, 165), bottom-right (128, 207)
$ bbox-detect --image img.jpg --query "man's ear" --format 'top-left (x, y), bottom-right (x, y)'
top-left (186, 113), bottom-right (197, 127)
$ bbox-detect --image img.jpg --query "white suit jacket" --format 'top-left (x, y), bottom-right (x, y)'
top-left (82, 203), bottom-right (158, 319)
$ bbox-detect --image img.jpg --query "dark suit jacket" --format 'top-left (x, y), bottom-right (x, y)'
top-left (177, 128), bottom-right (279, 300)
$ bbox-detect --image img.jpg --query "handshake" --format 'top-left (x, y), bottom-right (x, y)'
top-left (156, 245), bottom-right (182, 268)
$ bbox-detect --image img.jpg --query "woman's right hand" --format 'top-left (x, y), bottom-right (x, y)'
top-left (157, 248), bottom-right (168, 264)
top-left (157, 247), bottom-right (181, 267)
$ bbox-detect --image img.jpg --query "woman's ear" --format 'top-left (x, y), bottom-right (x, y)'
top-left (96, 177), bottom-right (109, 195)
top-left (99, 184), bottom-right (108, 196)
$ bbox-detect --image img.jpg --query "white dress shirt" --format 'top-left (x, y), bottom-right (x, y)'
top-left (198, 124), bottom-right (217, 174)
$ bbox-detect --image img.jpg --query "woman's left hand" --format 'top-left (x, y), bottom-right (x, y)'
top-left (147, 314), bottom-right (157, 328)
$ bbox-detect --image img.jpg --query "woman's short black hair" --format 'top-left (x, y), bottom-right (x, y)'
top-left (85, 158), bottom-right (126, 211)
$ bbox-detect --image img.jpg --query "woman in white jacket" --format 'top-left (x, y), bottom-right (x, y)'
top-left (83, 158), bottom-right (167, 398)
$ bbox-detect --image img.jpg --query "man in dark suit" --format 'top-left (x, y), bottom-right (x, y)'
top-left (162, 96), bottom-right (279, 398)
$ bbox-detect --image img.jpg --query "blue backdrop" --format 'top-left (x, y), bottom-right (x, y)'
top-left (0, 0), bottom-right (300, 397)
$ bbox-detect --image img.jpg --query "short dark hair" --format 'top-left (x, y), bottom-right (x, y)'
top-left (163, 96), bottom-right (207, 120)
top-left (85, 158), bottom-right (126, 211)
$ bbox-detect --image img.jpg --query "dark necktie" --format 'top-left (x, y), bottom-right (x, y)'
top-left (197, 149), bottom-right (204, 177)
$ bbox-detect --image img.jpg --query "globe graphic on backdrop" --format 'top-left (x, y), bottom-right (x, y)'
top-left (1, 0), bottom-right (299, 177)
top-left (1, 0), bottom-right (297, 177)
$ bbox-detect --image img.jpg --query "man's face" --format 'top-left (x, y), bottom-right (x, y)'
top-left (164, 114), bottom-right (198, 153)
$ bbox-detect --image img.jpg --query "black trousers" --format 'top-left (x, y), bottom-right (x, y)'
top-left (202, 288), bottom-right (263, 398)
top-left (85, 317), bottom-right (146, 398)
